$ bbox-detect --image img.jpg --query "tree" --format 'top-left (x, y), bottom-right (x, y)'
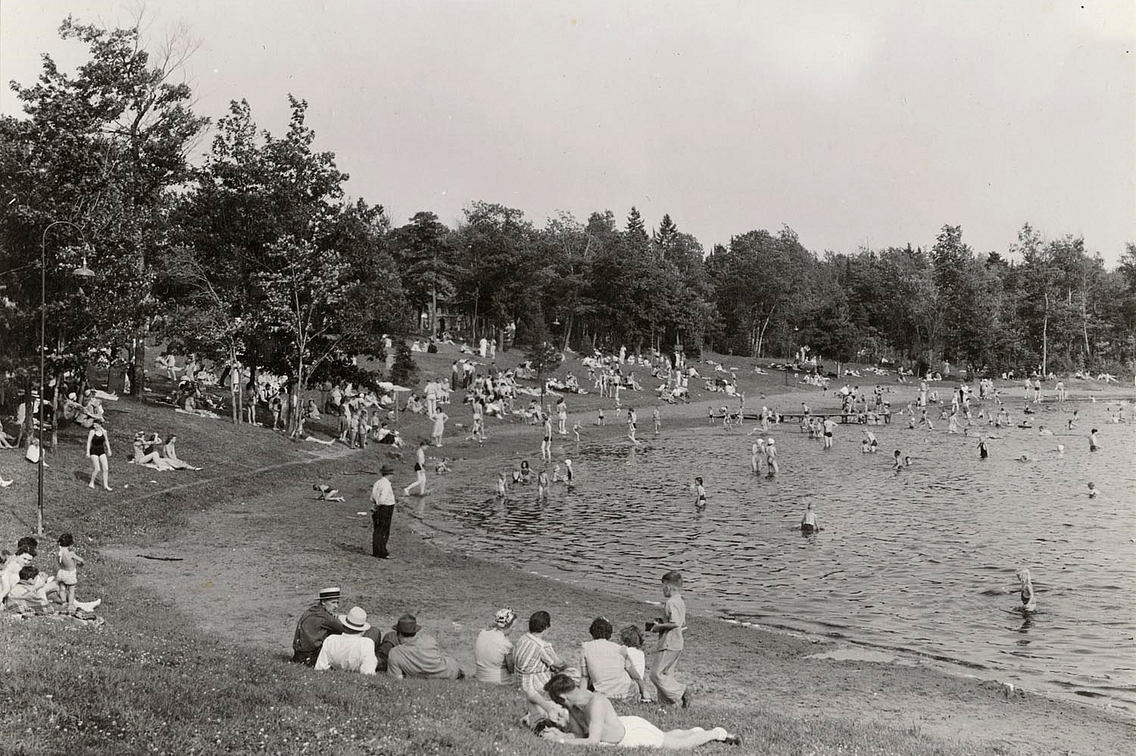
top-left (1, 15), bottom-right (207, 396)
top-left (389, 339), bottom-right (419, 388)
top-left (391, 211), bottom-right (456, 336)
top-left (526, 316), bottom-right (563, 406)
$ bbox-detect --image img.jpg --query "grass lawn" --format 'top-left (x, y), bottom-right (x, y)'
top-left (1, 347), bottom-right (1130, 756)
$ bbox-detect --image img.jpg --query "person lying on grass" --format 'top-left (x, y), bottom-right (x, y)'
top-left (536, 673), bottom-right (741, 749)
top-left (314, 484), bottom-right (345, 502)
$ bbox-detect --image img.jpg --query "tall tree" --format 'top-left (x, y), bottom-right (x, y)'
top-left (1, 15), bottom-right (207, 394)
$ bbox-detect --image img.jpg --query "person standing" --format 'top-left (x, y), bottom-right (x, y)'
top-left (541, 414), bottom-right (553, 463)
top-left (451, 361), bottom-right (460, 392)
top-left (404, 441), bottom-right (428, 496)
top-left (430, 409), bottom-right (449, 448)
top-left (85, 419), bottom-right (112, 491)
top-left (371, 465), bottom-right (397, 559)
top-left (648, 571), bottom-right (692, 708)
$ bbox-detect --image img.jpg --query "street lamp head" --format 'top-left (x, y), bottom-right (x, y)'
top-left (73, 258), bottom-right (95, 278)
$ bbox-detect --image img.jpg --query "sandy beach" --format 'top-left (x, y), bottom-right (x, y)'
top-left (67, 347), bottom-right (1134, 756)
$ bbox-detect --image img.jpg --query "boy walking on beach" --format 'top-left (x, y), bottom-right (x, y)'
top-left (649, 571), bottom-right (692, 708)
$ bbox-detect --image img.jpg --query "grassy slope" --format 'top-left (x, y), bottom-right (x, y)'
top-left (1, 351), bottom-right (1131, 756)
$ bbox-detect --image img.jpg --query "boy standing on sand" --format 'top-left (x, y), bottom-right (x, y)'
top-left (649, 571), bottom-right (693, 708)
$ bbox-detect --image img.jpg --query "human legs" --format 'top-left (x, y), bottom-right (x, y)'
top-left (650, 649), bottom-right (687, 704)
top-left (661, 726), bottom-right (735, 749)
top-left (404, 468), bottom-right (427, 496)
top-left (88, 455), bottom-right (100, 488)
top-left (372, 506), bottom-right (394, 558)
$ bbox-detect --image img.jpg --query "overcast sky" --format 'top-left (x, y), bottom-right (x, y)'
top-left (2, 1), bottom-right (1133, 264)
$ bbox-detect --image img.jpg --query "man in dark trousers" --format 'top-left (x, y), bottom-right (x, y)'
top-left (370, 464), bottom-right (396, 558)
top-left (291, 586), bottom-right (346, 665)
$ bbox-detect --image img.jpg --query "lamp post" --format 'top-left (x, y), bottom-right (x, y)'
top-left (38, 220), bottom-right (95, 536)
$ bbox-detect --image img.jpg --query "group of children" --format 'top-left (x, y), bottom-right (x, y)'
top-left (0, 533), bottom-right (99, 617)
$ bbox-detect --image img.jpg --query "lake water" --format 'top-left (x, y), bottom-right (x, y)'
top-left (410, 401), bottom-right (1136, 711)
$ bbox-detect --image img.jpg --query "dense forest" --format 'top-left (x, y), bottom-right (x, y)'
top-left (3, 18), bottom-right (1134, 398)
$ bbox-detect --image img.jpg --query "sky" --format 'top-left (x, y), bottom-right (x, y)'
top-left (2, 1), bottom-right (1133, 265)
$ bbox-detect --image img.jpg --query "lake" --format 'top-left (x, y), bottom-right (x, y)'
top-left (410, 400), bottom-right (1136, 711)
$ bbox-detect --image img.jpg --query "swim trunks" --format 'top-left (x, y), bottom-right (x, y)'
top-left (800, 524), bottom-right (817, 534)
top-left (56, 569), bottom-right (77, 586)
top-left (617, 716), bottom-right (665, 748)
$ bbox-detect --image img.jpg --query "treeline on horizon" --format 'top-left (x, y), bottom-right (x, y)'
top-left (2, 18), bottom-right (1135, 405)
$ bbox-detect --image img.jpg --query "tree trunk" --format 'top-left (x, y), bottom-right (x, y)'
top-left (430, 284), bottom-right (438, 339)
top-left (1041, 291), bottom-right (1049, 376)
top-left (229, 345), bottom-right (239, 425)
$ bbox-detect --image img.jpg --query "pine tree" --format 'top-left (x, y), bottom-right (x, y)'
top-left (389, 339), bottom-right (419, 387)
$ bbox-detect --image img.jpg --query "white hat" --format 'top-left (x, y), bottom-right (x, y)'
top-left (767, 438), bottom-right (775, 444)
top-left (339, 606), bottom-right (371, 633)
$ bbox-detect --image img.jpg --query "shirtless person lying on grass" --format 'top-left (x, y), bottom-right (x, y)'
top-left (536, 673), bottom-right (741, 749)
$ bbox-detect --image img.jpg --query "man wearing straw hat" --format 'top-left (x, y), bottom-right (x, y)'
top-left (314, 606), bottom-right (379, 675)
top-left (291, 586), bottom-right (346, 665)
top-left (370, 464), bottom-right (397, 558)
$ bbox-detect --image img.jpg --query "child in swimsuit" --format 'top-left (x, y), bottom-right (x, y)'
top-left (693, 477), bottom-right (707, 508)
top-left (56, 533), bottom-right (83, 613)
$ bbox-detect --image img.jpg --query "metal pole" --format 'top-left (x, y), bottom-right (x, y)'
top-left (38, 227), bottom-right (47, 536)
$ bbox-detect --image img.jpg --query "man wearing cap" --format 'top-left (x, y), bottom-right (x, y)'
top-left (473, 608), bottom-right (516, 684)
top-left (386, 613), bottom-right (464, 680)
top-left (291, 587), bottom-right (346, 665)
top-left (370, 465), bottom-right (396, 559)
top-left (314, 607), bottom-right (379, 675)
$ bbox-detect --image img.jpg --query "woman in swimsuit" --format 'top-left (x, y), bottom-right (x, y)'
top-left (1016, 568), bottom-right (1037, 612)
top-left (86, 419), bottom-right (112, 491)
top-left (693, 476), bottom-right (707, 508)
top-left (403, 440), bottom-right (429, 496)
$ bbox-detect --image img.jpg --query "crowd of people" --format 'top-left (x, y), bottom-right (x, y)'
top-left (289, 571), bottom-right (741, 749)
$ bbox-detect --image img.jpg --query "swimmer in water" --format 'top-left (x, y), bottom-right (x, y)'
top-left (537, 467), bottom-right (549, 501)
top-left (863, 429), bottom-right (878, 452)
top-left (1087, 481), bottom-right (1097, 499)
top-left (1038, 425), bottom-right (1053, 436)
top-left (977, 438), bottom-right (989, 460)
top-left (1016, 454), bottom-right (1030, 462)
top-left (1089, 428), bottom-right (1100, 452)
top-left (800, 502), bottom-right (819, 534)
top-left (751, 440), bottom-right (764, 475)
top-left (1016, 568), bottom-right (1037, 612)
top-left (693, 476), bottom-right (707, 508)
top-left (1057, 443), bottom-right (1065, 454)
top-left (893, 449), bottom-right (903, 471)
top-left (496, 472), bottom-right (508, 497)
top-left (904, 456), bottom-right (912, 467)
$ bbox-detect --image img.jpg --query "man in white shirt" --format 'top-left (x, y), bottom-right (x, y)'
top-left (315, 607), bottom-right (378, 675)
top-left (370, 465), bottom-right (396, 559)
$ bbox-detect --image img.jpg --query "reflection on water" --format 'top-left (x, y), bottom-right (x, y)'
top-left (411, 401), bottom-right (1136, 710)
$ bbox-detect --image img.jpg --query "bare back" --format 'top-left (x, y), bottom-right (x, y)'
top-left (579, 692), bottom-right (625, 744)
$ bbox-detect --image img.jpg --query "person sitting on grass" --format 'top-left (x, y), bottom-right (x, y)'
top-left (291, 587), bottom-right (346, 666)
top-left (161, 435), bottom-right (202, 470)
top-left (0, 416), bottom-right (14, 449)
top-left (474, 607), bottom-right (517, 684)
top-left (618, 625), bottom-right (647, 682)
top-left (579, 617), bottom-right (651, 702)
top-left (131, 432), bottom-right (176, 471)
top-left (515, 610), bottom-right (570, 727)
top-left (314, 606), bottom-right (378, 675)
top-left (5, 565), bottom-right (56, 615)
top-left (536, 673), bottom-right (741, 749)
top-left (385, 613), bottom-right (465, 680)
